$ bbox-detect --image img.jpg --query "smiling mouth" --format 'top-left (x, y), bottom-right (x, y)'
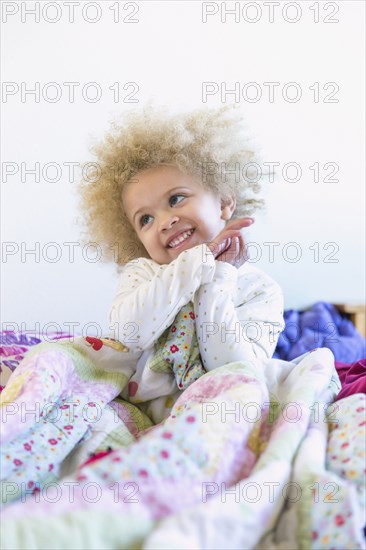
top-left (167, 229), bottom-right (195, 249)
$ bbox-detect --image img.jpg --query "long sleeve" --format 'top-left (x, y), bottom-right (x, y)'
top-left (109, 244), bottom-right (216, 352)
top-left (193, 261), bottom-right (285, 371)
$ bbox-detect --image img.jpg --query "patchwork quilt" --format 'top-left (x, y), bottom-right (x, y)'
top-left (0, 336), bottom-right (365, 549)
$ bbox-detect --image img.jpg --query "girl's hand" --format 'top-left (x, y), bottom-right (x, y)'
top-left (207, 218), bottom-right (254, 269)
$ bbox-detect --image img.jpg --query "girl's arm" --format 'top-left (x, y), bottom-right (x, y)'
top-left (109, 244), bottom-right (216, 352)
top-left (193, 262), bottom-right (285, 370)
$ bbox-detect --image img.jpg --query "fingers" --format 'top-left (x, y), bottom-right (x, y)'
top-left (222, 229), bottom-right (243, 239)
top-left (211, 238), bottom-right (232, 257)
top-left (216, 235), bottom-right (239, 261)
top-left (211, 231), bottom-right (241, 257)
top-left (225, 217), bottom-right (255, 230)
top-left (216, 232), bottom-right (248, 267)
top-left (207, 218), bottom-right (253, 259)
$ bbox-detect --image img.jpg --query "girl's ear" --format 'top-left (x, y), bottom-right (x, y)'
top-left (220, 195), bottom-right (236, 221)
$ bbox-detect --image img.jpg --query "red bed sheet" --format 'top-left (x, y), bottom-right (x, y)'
top-left (335, 359), bottom-right (366, 401)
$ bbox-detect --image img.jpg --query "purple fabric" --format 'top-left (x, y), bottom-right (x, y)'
top-left (274, 302), bottom-right (366, 363)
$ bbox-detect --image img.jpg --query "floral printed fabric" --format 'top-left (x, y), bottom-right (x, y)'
top-left (148, 302), bottom-right (206, 390)
top-left (3, 348), bottom-right (364, 550)
top-left (0, 305), bottom-right (207, 499)
top-left (0, 344), bottom-right (131, 501)
top-left (1, 349), bottom-right (365, 550)
top-left (0, 304), bottom-right (207, 495)
top-left (309, 393), bottom-right (366, 549)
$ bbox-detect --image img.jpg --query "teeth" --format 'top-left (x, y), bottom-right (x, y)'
top-left (168, 229), bottom-right (194, 248)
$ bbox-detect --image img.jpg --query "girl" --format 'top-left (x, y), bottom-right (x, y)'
top-left (78, 104), bottom-right (285, 423)
top-left (1, 106), bottom-right (284, 493)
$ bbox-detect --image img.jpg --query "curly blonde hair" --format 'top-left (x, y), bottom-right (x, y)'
top-left (78, 104), bottom-right (264, 266)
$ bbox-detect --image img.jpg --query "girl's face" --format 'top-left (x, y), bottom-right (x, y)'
top-left (123, 165), bottom-right (235, 265)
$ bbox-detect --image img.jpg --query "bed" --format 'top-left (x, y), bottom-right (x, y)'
top-left (0, 302), bottom-right (365, 549)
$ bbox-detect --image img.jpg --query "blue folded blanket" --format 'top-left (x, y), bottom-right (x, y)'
top-left (274, 302), bottom-right (366, 363)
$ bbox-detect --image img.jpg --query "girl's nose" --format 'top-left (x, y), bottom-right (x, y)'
top-left (160, 214), bottom-right (179, 231)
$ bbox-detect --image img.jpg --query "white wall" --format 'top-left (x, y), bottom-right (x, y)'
top-left (1, 1), bottom-right (365, 336)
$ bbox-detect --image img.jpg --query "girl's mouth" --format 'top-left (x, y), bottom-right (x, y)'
top-left (167, 228), bottom-right (195, 250)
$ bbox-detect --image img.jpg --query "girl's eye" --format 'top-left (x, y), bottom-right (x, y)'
top-left (140, 214), bottom-right (153, 227)
top-left (139, 195), bottom-right (185, 227)
top-left (169, 194), bottom-right (185, 206)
